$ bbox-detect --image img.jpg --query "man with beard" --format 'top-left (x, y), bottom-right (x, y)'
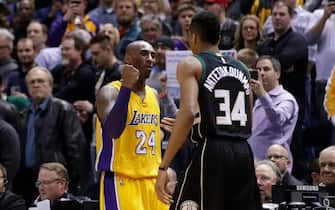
top-left (6, 38), bottom-right (36, 98)
top-left (114, 0), bottom-right (141, 60)
top-left (89, 34), bottom-right (122, 94)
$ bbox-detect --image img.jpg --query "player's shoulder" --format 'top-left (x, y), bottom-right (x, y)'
top-left (97, 81), bottom-right (120, 101)
top-left (178, 55), bottom-right (202, 66)
top-left (177, 55), bottom-right (202, 73)
top-left (107, 80), bottom-right (122, 90)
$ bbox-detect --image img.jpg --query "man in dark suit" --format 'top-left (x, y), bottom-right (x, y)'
top-left (266, 144), bottom-right (303, 186)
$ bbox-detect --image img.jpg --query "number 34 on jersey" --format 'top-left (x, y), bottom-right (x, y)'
top-left (215, 89), bottom-right (247, 126)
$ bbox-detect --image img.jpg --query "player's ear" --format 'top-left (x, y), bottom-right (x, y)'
top-left (217, 35), bottom-right (221, 46)
top-left (275, 70), bottom-right (280, 80)
top-left (124, 54), bottom-right (132, 65)
top-left (189, 31), bottom-right (196, 45)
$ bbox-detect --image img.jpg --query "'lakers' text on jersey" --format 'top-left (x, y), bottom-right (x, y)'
top-left (194, 52), bottom-right (252, 139)
top-left (96, 81), bottom-right (162, 178)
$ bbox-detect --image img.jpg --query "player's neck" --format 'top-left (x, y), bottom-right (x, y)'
top-left (134, 86), bottom-right (146, 101)
top-left (198, 44), bottom-right (220, 54)
top-left (133, 80), bottom-right (146, 93)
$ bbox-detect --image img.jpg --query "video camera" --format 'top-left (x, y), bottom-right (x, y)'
top-left (266, 185), bottom-right (335, 210)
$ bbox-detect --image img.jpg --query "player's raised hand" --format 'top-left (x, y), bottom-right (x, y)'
top-left (122, 64), bottom-right (140, 90)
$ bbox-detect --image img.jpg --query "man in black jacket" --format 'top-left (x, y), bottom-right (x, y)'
top-left (0, 163), bottom-right (26, 210)
top-left (257, 0), bottom-right (308, 180)
top-left (0, 120), bottom-right (20, 190)
top-left (13, 67), bottom-right (87, 206)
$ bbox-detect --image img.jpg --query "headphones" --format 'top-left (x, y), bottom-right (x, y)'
top-left (0, 176), bottom-right (8, 188)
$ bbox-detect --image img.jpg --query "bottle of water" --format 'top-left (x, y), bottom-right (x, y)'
top-left (74, 16), bottom-right (81, 29)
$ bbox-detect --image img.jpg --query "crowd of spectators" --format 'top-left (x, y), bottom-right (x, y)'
top-left (0, 0), bottom-right (335, 208)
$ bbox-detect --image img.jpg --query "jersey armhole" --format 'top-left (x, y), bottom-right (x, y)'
top-left (193, 54), bottom-right (207, 84)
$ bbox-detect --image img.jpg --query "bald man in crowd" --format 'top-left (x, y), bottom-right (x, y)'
top-left (266, 144), bottom-right (303, 186)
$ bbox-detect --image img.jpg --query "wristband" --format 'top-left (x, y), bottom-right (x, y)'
top-left (158, 166), bottom-right (168, 171)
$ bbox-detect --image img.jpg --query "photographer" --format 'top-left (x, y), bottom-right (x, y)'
top-left (247, 56), bottom-right (299, 165)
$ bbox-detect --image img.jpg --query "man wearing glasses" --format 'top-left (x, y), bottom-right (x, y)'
top-left (32, 162), bottom-right (78, 206)
top-left (266, 144), bottom-right (303, 186)
top-left (0, 163), bottom-right (26, 210)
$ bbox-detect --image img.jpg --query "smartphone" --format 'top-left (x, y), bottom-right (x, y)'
top-left (249, 70), bottom-right (259, 80)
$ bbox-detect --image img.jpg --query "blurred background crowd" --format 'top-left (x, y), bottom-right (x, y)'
top-left (1, 0), bottom-right (335, 208)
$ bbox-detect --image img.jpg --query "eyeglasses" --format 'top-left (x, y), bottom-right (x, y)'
top-left (320, 162), bottom-right (335, 170)
top-left (142, 0), bottom-right (157, 4)
top-left (70, 0), bottom-right (82, 5)
top-left (0, 45), bottom-right (9, 49)
top-left (266, 155), bottom-right (288, 160)
top-left (27, 78), bottom-right (48, 85)
top-left (35, 178), bottom-right (62, 188)
top-left (142, 28), bottom-right (159, 33)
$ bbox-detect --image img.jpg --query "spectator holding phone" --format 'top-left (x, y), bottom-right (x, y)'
top-left (248, 55), bottom-right (299, 164)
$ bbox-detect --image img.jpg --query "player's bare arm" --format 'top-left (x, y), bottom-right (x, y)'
top-left (155, 56), bottom-right (202, 204)
top-left (96, 85), bottom-right (119, 122)
top-left (97, 64), bottom-right (140, 139)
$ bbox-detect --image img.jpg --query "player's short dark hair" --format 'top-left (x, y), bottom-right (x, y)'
top-left (189, 11), bottom-right (220, 45)
top-left (256, 55), bottom-right (281, 73)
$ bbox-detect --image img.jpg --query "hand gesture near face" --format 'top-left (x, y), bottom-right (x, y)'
top-left (121, 64), bottom-right (140, 90)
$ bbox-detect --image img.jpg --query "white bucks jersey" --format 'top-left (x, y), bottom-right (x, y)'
top-left (194, 51), bottom-right (252, 139)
